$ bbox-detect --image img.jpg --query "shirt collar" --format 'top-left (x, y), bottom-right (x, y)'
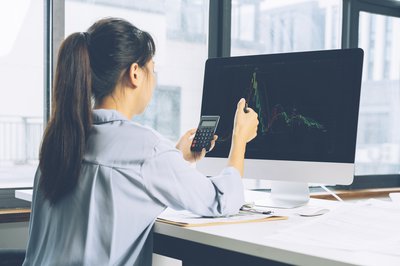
top-left (92, 109), bottom-right (130, 124)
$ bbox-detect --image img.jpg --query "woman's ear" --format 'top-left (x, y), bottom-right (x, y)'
top-left (128, 63), bottom-right (141, 88)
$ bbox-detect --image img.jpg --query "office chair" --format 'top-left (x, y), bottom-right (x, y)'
top-left (0, 249), bottom-right (25, 266)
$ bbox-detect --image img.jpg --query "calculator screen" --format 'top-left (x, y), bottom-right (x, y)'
top-left (201, 120), bottom-right (216, 127)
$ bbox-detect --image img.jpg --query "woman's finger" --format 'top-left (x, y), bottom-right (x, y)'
top-left (209, 135), bottom-right (218, 151)
top-left (186, 128), bottom-right (197, 136)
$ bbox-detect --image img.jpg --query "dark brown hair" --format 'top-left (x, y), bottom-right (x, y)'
top-left (39, 18), bottom-right (155, 203)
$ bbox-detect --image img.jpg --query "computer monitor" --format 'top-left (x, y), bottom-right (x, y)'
top-left (196, 48), bottom-right (364, 208)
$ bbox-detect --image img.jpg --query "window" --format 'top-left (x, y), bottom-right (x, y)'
top-left (1, 0), bottom-right (399, 196)
top-left (0, 1), bottom-right (44, 189)
top-left (167, 0), bottom-right (208, 43)
top-left (136, 86), bottom-right (181, 140)
top-left (366, 14), bottom-right (376, 80)
top-left (231, 1), bottom-right (258, 44)
top-left (65, 0), bottom-right (209, 141)
top-left (355, 12), bottom-right (400, 175)
top-left (383, 18), bottom-right (393, 80)
top-left (231, 0), bottom-right (342, 56)
top-left (71, 0), bottom-right (165, 13)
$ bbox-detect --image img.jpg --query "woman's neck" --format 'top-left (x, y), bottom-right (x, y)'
top-left (95, 96), bottom-right (136, 120)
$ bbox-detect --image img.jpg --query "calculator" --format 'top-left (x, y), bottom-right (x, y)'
top-left (191, 115), bottom-right (220, 152)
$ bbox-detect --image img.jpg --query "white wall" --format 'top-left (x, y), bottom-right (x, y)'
top-left (0, 222), bottom-right (29, 249)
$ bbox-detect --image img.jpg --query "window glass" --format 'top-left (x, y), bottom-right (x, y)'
top-left (65, 0), bottom-right (209, 141)
top-left (231, 0), bottom-right (342, 56)
top-left (0, 1), bottom-right (44, 188)
top-left (355, 12), bottom-right (400, 175)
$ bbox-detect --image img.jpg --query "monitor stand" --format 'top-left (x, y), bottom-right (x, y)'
top-left (254, 181), bottom-right (310, 209)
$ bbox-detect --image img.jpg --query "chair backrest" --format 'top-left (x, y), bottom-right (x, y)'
top-left (0, 249), bottom-right (26, 266)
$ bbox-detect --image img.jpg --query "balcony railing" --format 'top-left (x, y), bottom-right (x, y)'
top-left (0, 116), bottom-right (43, 164)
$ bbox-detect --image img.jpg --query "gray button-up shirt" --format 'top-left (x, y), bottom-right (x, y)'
top-left (23, 109), bottom-right (244, 266)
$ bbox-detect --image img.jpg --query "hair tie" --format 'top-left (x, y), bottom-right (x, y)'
top-left (82, 32), bottom-right (91, 45)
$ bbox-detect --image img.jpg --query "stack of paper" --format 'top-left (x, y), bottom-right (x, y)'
top-left (157, 208), bottom-right (287, 227)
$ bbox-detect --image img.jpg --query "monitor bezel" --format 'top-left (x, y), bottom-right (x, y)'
top-left (198, 48), bottom-right (363, 186)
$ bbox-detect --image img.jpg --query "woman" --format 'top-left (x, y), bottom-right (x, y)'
top-left (23, 18), bottom-right (258, 266)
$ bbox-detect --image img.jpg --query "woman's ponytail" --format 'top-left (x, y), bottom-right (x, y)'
top-left (39, 32), bottom-right (92, 204)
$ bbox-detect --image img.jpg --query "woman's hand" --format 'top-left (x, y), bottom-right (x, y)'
top-left (176, 128), bottom-right (218, 163)
top-left (233, 98), bottom-right (259, 144)
top-left (228, 98), bottom-right (259, 176)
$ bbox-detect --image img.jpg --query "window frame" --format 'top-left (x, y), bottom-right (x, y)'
top-left (45, 0), bottom-right (65, 123)
top-left (341, 0), bottom-right (400, 189)
top-left (342, 0), bottom-right (400, 49)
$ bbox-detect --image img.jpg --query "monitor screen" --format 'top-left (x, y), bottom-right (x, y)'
top-left (201, 49), bottom-right (363, 164)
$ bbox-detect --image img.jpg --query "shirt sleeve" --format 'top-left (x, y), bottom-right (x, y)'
top-left (140, 141), bottom-right (245, 217)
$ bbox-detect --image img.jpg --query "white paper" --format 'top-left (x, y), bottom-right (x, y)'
top-left (264, 201), bottom-right (400, 257)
